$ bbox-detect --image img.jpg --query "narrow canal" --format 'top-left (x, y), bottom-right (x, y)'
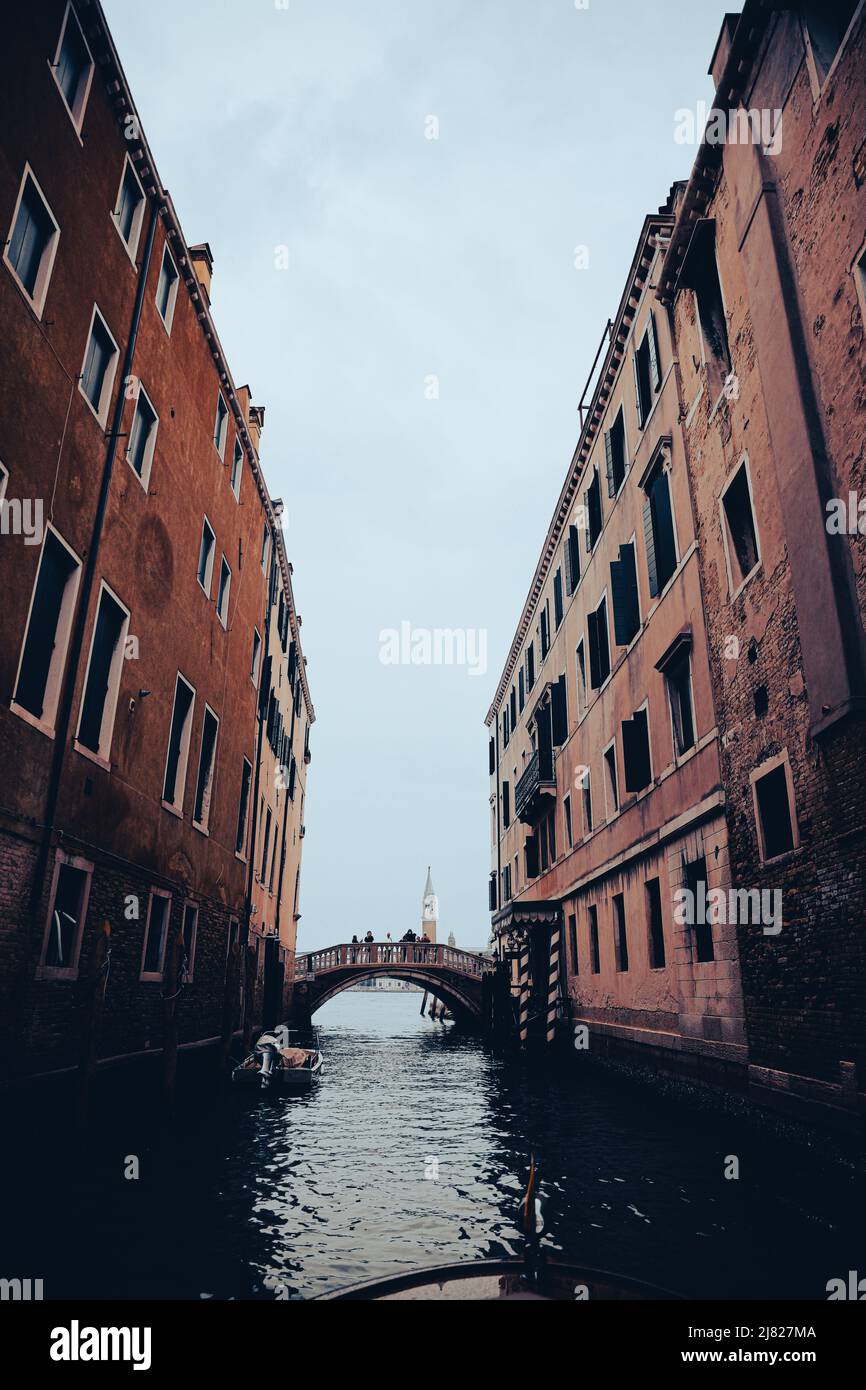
top-left (4, 992), bottom-right (864, 1300)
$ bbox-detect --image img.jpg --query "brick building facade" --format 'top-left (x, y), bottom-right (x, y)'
top-left (488, 1), bottom-right (866, 1125)
top-left (0, 0), bottom-right (313, 1084)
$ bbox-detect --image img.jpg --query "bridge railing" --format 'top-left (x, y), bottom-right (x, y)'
top-left (295, 943), bottom-right (489, 978)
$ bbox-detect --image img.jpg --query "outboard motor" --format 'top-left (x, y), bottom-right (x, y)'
top-left (255, 1032), bottom-right (283, 1089)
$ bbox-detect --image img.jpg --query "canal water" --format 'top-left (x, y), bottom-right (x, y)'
top-left (3, 991), bottom-right (864, 1300)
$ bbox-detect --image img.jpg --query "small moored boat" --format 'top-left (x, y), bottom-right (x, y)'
top-left (233, 1027), bottom-right (324, 1093)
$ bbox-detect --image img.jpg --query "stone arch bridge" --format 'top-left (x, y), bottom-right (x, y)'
top-left (292, 942), bottom-right (491, 1026)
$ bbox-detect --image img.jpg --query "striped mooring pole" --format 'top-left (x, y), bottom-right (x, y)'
top-left (518, 938), bottom-right (531, 1046)
top-left (546, 926), bottom-right (561, 1045)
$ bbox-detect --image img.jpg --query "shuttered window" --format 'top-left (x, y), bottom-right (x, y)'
top-left (585, 469), bottom-right (603, 549)
top-left (77, 587), bottom-right (127, 756)
top-left (162, 674), bottom-right (195, 809)
top-left (564, 524), bottom-right (581, 595)
top-left (610, 541), bottom-right (640, 645)
top-left (525, 831), bottom-right (540, 880)
top-left (642, 464), bottom-right (677, 598)
top-left (14, 531), bottom-right (79, 723)
top-left (604, 408), bottom-right (627, 496)
top-left (587, 596), bottom-right (610, 689)
top-left (633, 313), bottom-right (661, 428)
top-left (622, 706), bottom-right (652, 793)
top-left (553, 568), bottom-right (564, 629)
top-left (502, 780), bottom-right (511, 829)
top-left (551, 673), bottom-right (568, 745)
top-left (8, 174), bottom-right (57, 300)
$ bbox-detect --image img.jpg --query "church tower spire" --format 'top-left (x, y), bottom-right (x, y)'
top-left (421, 866), bottom-right (438, 943)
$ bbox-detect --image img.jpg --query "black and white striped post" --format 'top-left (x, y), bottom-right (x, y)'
top-left (546, 925), bottom-right (561, 1045)
top-left (518, 935), bottom-right (531, 1047)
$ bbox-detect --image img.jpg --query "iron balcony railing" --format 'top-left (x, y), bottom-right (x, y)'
top-left (514, 748), bottom-right (555, 821)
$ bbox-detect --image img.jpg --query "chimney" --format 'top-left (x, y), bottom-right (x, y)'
top-left (236, 384), bottom-right (252, 424)
top-left (188, 243), bottom-right (214, 306)
top-left (708, 13), bottom-right (740, 92)
top-left (249, 404), bottom-right (265, 452)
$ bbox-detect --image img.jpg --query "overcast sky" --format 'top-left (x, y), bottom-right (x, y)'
top-left (103, 0), bottom-right (718, 950)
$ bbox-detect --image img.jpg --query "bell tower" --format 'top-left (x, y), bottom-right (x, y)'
top-left (421, 866), bottom-right (438, 943)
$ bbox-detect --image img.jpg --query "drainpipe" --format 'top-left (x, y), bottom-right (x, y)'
top-left (30, 199), bottom-right (160, 917)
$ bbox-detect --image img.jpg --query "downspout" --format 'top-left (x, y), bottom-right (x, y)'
top-left (30, 199), bottom-right (160, 916)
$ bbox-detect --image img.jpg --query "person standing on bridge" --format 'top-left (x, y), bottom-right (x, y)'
top-left (385, 931), bottom-right (393, 962)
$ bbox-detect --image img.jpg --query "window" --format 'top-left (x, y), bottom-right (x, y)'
top-left (518, 667), bottom-right (525, 712)
top-left (581, 768), bottom-right (593, 834)
top-left (552, 673), bottom-right (568, 745)
top-left (213, 393), bottom-right (229, 459)
top-left (13, 528), bottom-right (80, 730)
top-left (587, 594), bottom-right (611, 688)
top-left (155, 244), bottom-right (179, 331)
top-left (489, 874), bottom-right (497, 912)
top-left (553, 569), bottom-right (564, 629)
top-left (526, 641), bottom-right (535, 691)
top-left (721, 458), bottom-right (760, 594)
top-left (79, 306), bottom-right (119, 424)
top-left (585, 467), bottom-right (603, 549)
top-left (502, 780), bottom-right (511, 830)
top-left (235, 757), bottom-right (252, 856)
top-left (604, 407), bottom-right (628, 495)
top-left (251, 629), bottom-right (262, 686)
top-left (589, 905), bottom-right (600, 974)
top-left (197, 517), bottom-right (216, 596)
top-left (217, 556), bottom-right (231, 628)
top-left (51, 4), bottom-right (94, 132)
top-left (261, 521), bottom-right (271, 574)
top-left (692, 231), bottom-right (731, 379)
top-left (39, 852), bottom-right (92, 978)
top-left (502, 863), bottom-right (512, 904)
top-left (564, 523), bottom-right (581, 595)
top-left (525, 830), bottom-right (539, 880)
top-left (141, 890), bottom-right (171, 979)
top-left (662, 643), bottom-right (695, 756)
top-left (509, 686), bottom-right (517, 730)
top-left (502, 705), bottom-right (510, 749)
top-left (76, 584), bottom-right (129, 761)
top-left (603, 741), bottom-right (619, 817)
top-left (684, 857), bottom-right (714, 963)
top-left (752, 757), bottom-right (797, 862)
top-left (646, 877), bottom-right (666, 969)
top-left (181, 903), bottom-right (198, 980)
top-left (260, 804), bottom-right (272, 879)
top-left (126, 386), bottom-right (158, 488)
top-left (622, 705), bottom-right (652, 793)
top-left (112, 158), bottom-right (145, 261)
top-left (547, 808), bottom-right (557, 864)
top-left (563, 792), bottom-right (573, 848)
top-left (642, 455), bottom-right (677, 597)
top-left (488, 736), bottom-right (495, 775)
top-left (230, 437), bottom-right (243, 500)
top-left (4, 167), bottom-right (60, 317)
top-left (801, 0), bottom-right (860, 86)
top-left (575, 640), bottom-right (587, 716)
top-left (610, 541), bottom-right (640, 645)
top-left (633, 313), bottom-right (662, 429)
top-left (568, 911), bottom-right (578, 974)
top-left (613, 893), bottom-right (629, 972)
top-left (193, 706), bottom-right (219, 831)
top-left (162, 673), bottom-right (195, 812)
top-left (540, 601), bottom-right (550, 660)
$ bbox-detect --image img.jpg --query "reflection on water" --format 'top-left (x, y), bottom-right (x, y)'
top-left (3, 991), bottom-right (864, 1299)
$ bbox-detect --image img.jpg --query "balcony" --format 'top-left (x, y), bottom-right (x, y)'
top-left (515, 748), bottom-right (556, 825)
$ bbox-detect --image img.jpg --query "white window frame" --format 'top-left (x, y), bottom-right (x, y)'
top-left (216, 555), bottom-right (232, 629)
top-left (251, 628), bottom-right (262, 686)
top-left (125, 381), bottom-right (158, 491)
top-left (852, 234), bottom-right (866, 327)
top-left (181, 900), bottom-right (199, 982)
top-left (49, 2), bottom-right (95, 138)
top-left (73, 579), bottom-right (130, 769)
top-left (719, 451), bottom-right (762, 600)
top-left (602, 737), bottom-right (619, 820)
top-left (11, 524), bottom-right (82, 738)
top-left (213, 392), bottom-right (229, 461)
top-left (78, 303), bottom-right (120, 427)
top-left (36, 849), bottom-right (93, 981)
top-left (230, 437), bottom-right (243, 501)
top-left (110, 154), bottom-right (146, 266)
top-left (750, 750), bottom-right (800, 864)
top-left (197, 516), bottom-right (216, 597)
top-left (3, 164), bottom-right (61, 321)
top-left (140, 887), bottom-right (172, 982)
top-left (161, 671), bottom-right (196, 816)
top-left (192, 704), bottom-right (220, 834)
top-left (155, 242), bottom-right (179, 333)
top-left (0, 461), bottom-right (7, 501)
top-left (665, 651), bottom-right (697, 762)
